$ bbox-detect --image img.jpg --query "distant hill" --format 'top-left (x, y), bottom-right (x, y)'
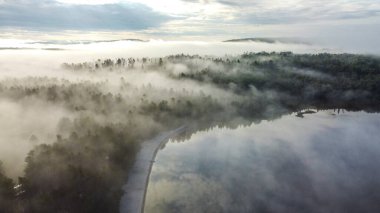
top-left (223, 38), bottom-right (310, 45)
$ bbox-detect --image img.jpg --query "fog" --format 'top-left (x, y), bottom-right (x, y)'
top-left (0, 39), bottom-right (366, 82)
top-left (0, 39), bottom-right (333, 62)
top-left (0, 39), bottom-right (379, 212)
top-left (0, 40), bottom-right (330, 83)
top-left (0, 41), bottom-right (244, 179)
top-left (0, 98), bottom-right (71, 179)
top-left (0, 41), bottom-right (376, 180)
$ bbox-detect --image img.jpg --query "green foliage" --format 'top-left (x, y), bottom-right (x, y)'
top-left (21, 126), bottom-right (138, 213)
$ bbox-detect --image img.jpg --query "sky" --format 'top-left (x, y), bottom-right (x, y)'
top-left (0, 0), bottom-right (379, 46)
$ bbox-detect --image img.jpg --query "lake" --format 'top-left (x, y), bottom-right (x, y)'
top-left (145, 110), bottom-right (380, 213)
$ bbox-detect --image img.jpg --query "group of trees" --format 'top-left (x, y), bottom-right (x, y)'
top-left (171, 52), bottom-right (380, 111)
top-left (62, 57), bottom-right (165, 72)
top-left (0, 77), bottom-right (228, 212)
top-left (0, 162), bottom-right (15, 212)
top-left (0, 52), bottom-right (379, 212)
top-left (19, 125), bottom-right (138, 212)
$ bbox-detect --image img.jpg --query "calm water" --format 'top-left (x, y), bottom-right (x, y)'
top-left (145, 111), bottom-right (380, 213)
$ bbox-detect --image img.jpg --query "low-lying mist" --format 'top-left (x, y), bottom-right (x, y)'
top-left (0, 98), bottom-right (71, 179)
top-left (0, 44), bottom-right (379, 212)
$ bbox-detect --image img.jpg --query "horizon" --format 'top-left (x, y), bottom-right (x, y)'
top-left (1, 1), bottom-right (380, 212)
top-left (1, 0), bottom-right (380, 54)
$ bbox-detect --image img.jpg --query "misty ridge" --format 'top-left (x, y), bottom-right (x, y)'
top-left (0, 51), bottom-right (380, 212)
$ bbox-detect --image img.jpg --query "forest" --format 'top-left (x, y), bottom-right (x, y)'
top-left (0, 52), bottom-right (379, 212)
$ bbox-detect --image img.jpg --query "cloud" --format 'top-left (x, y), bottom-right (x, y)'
top-left (236, 0), bottom-right (380, 25)
top-left (179, 0), bottom-right (380, 24)
top-left (0, 0), bottom-right (173, 30)
top-left (0, 0), bottom-right (379, 46)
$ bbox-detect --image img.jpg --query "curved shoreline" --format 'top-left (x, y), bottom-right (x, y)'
top-left (120, 126), bottom-right (187, 213)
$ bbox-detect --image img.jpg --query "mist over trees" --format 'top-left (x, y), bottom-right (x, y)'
top-left (0, 52), bottom-right (379, 212)
top-left (0, 162), bottom-right (15, 212)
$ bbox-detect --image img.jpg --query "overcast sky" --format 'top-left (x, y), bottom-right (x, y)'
top-left (0, 0), bottom-right (379, 45)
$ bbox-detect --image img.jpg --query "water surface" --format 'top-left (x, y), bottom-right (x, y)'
top-left (145, 111), bottom-right (380, 213)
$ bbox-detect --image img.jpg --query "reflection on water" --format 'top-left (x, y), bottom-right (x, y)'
top-left (145, 111), bottom-right (380, 213)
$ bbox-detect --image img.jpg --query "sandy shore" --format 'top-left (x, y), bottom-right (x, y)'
top-left (119, 126), bottom-right (187, 213)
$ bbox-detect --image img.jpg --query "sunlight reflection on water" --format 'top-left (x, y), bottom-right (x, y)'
top-left (145, 110), bottom-right (380, 213)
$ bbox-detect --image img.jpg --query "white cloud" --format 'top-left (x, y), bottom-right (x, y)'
top-left (0, 0), bottom-right (173, 30)
top-left (0, 0), bottom-right (379, 49)
top-left (56, 0), bottom-right (120, 4)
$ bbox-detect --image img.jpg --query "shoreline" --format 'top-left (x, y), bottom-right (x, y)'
top-left (119, 126), bottom-right (187, 213)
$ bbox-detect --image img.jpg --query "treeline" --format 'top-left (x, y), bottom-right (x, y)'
top-left (62, 57), bottom-right (165, 71)
top-left (62, 53), bottom-right (380, 106)
top-left (0, 52), bottom-right (379, 212)
top-left (170, 52), bottom-right (380, 111)
top-left (0, 77), bottom-right (229, 212)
